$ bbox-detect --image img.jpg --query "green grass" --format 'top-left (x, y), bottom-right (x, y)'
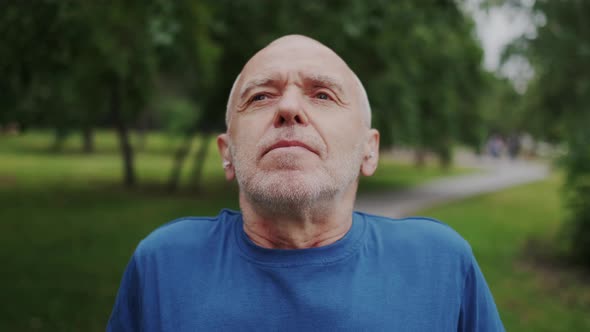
top-left (0, 130), bottom-right (463, 191)
top-left (3, 131), bottom-right (587, 331)
top-left (359, 158), bottom-right (468, 192)
top-left (0, 131), bottom-right (464, 331)
top-left (5, 131), bottom-right (587, 331)
top-left (420, 176), bottom-right (590, 332)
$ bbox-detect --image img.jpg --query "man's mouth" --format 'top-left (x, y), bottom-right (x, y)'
top-left (262, 140), bottom-right (319, 157)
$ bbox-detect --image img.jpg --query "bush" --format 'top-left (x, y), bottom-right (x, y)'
top-left (563, 128), bottom-right (590, 267)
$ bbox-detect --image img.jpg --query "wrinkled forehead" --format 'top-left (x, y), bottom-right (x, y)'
top-left (237, 40), bottom-right (356, 94)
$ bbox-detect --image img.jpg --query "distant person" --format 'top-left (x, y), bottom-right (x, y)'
top-left (507, 134), bottom-right (521, 160)
top-left (487, 134), bottom-right (504, 159)
top-left (520, 133), bottom-right (535, 159)
top-left (108, 35), bottom-right (504, 331)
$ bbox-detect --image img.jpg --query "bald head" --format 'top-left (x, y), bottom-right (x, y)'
top-left (225, 35), bottom-right (371, 128)
top-left (268, 34), bottom-right (326, 48)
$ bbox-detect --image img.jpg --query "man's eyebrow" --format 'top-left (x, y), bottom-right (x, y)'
top-left (304, 74), bottom-right (345, 95)
top-left (238, 74), bottom-right (346, 101)
top-left (239, 77), bottom-right (280, 100)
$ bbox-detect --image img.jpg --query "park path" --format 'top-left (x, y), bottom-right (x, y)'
top-left (354, 152), bottom-right (550, 218)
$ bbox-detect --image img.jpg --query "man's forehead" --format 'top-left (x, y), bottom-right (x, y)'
top-left (225, 35), bottom-right (371, 127)
top-left (241, 70), bottom-right (346, 88)
top-left (239, 37), bottom-right (353, 84)
top-left (255, 35), bottom-right (343, 62)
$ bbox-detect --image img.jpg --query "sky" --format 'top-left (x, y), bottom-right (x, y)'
top-left (464, 0), bottom-right (538, 90)
top-left (471, 6), bottom-right (533, 70)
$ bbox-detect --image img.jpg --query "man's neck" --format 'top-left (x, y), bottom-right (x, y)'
top-left (239, 190), bottom-right (356, 249)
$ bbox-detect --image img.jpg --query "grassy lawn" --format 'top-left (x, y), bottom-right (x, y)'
top-left (4, 131), bottom-right (587, 331)
top-left (0, 131), bottom-right (464, 331)
top-left (420, 175), bottom-right (590, 332)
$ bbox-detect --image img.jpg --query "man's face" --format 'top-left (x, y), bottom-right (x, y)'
top-left (219, 36), bottom-right (378, 211)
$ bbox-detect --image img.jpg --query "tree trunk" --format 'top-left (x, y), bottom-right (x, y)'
top-left (190, 134), bottom-right (212, 193)
top-left (167, 131), bottom-right (197, 192)
top-left (414, 148), bottom-right (426, 168)
top-left (136, 110), bottom-right (150, 151)
top-left (82, 126), bottom-right (94, 153)
top-left (111, 77), bottom-right (136, 188)
top-left (51, 127), bottom-right (67, 152)
top-left (436, 139), bottom-right (452, 170)
top-left (437, 149), bottom-right (452, 170)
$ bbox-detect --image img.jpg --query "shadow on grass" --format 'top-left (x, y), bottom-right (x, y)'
top-left (519, 236), bottom-right (590, 308)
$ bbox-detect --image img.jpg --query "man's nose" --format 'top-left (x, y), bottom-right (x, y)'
top-left (273, 90), bottom-right (309, 127)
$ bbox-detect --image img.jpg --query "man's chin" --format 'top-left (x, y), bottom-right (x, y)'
top-left (259, 163), bottom-right (318, 174)
top-left (252, 168), bottom-right (319, 182)
top-left (242, 175), bottom-right (335, 209)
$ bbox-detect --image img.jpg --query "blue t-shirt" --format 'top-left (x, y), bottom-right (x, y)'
top-left (108, 209), bottom-right (504, 331)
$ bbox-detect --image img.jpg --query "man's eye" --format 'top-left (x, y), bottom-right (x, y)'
top-left (316, 92), bottom-right (331, 100)
top-left (251, 94), bottom-right (267, 102)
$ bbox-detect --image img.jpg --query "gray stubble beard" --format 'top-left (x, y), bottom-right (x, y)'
top-left (231, 143), bottom-right (364, 218)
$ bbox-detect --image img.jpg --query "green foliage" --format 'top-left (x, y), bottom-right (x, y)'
top-left (477, 72), bottom-right (524, 139)
top-left (261, 0), bottom-right (486, 156)
top-left (154, 96), bottom-right (201, 135)
top-left (2, 0), bottom-right (488, 184)
top-left (506, 0), bottom-right (590, 266)
top-left (0, 1), bottom-right (159, 126)
top-left (562, 118), bottom-right (590, 266)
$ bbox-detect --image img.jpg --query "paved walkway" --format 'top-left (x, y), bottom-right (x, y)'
top-left (354, 154), bottom-right (550, 218)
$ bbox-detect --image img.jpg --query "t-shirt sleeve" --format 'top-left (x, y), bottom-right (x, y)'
top-left (107, 254), bottom-right (142, 332)
top-left (458, 252), bottom-right (505, 332)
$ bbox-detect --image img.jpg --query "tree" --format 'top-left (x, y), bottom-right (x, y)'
top-left (239, 0), bottom-right (485, 167)
top-left (2, 0), bottom-right (488, 189)
top-left (1, 1), bottom-right (167, 186)
top-left (504, 0), bottom-right (590, 265)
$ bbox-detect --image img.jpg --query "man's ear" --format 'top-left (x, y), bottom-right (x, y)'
top-left (217, 133), bottom-right (235, 181)
top-left (361, 129), bottom-right (380, 177)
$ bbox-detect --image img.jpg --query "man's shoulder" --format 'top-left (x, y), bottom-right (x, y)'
top-left (356, 211), bottom-right (472, 256)
top-left (135, 209), bottom-right (241, 255)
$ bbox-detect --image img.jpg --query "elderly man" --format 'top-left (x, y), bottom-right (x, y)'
top-left (108, 35), bottom-right (504, 331)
